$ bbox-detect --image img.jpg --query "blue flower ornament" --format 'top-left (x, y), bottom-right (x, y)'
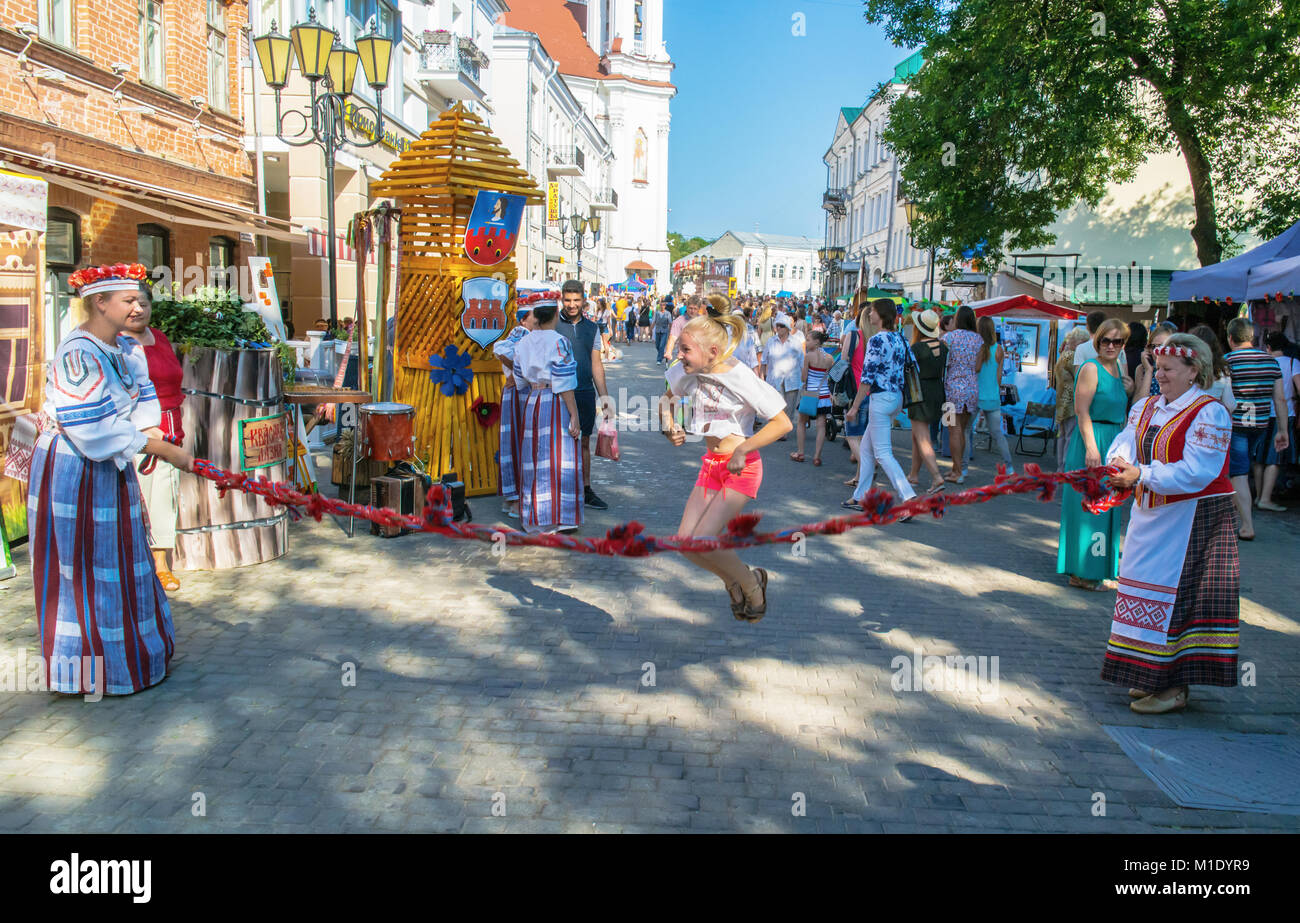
top-left (429, 344), bottom-right (475, 396)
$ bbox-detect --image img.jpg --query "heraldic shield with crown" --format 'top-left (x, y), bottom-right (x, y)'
top-left (464, 191), bottom-right (525, 266)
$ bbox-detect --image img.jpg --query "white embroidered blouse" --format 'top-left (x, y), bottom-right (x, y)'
top-left (512, 329), bottom-right (579, 393)
top-left (1106, 387), bottom-right (1233, 498)
top-left (43, 329), bottom-right (161, 469)
top-left (666, 358), bottom-right (788, 440)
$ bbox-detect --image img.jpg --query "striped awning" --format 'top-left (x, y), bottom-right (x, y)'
top-left (306, 228), bottom-right (358, 262)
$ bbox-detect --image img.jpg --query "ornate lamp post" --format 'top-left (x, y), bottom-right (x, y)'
top-left (557, 210), bottom-right (601, 290)
top-left (817, 245), bottom-right (845, 303)
top-left (252, 7), bottom-right (394, 329)
top-left (900, 196), bottom-right (937, 302)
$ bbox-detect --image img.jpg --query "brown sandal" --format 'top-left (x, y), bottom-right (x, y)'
top-left (789, 452), bottom-right (805, 462)
top-left (157, 569), bottom-right (180, 592)
top-left (741, 568), bottom-right (768, 622)
top-left (726, 582), bottom-right (747, 620)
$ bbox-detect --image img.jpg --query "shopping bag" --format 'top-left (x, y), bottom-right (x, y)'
top-left (595, 418), bottom-right (620, 461)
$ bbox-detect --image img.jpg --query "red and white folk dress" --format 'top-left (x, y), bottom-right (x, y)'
top-left (1101, 388), bottom-right (1238, 692)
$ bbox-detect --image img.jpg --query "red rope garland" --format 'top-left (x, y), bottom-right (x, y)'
top-left (191, 459), bottom-right (1131, 557)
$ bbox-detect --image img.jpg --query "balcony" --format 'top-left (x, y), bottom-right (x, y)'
top-left (592, 187), bottom-right (619, 212)
top-left (547, 145), bottom-right (584, 177)
top-left (822, 188), bottom-right (848, 216)
top-left (417, 34), bottom-right (488, 103)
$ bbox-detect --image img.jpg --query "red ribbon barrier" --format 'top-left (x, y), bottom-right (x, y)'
top-left (190, 459), bottom-right (1130, 557)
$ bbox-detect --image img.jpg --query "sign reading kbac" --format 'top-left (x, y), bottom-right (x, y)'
top-left (238, 413), bottom-right (288, 471)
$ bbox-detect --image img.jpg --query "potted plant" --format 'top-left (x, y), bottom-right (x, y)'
top-left (424, 29), bottom-right (452, 45)
top-left (151, 283), bottom-right (295, 381)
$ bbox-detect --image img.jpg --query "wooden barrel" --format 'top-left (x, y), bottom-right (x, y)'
top-left (174, 347), bottom-right (289, 570)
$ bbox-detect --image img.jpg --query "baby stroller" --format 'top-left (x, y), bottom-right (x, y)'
top-left (826, 354), bottom-right (855, 444)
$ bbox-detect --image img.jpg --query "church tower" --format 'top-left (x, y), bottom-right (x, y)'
top-left (500, 1), bottom-right (675, 287)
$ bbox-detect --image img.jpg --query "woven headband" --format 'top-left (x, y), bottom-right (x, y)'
top-left (1152, 345), bottom-right (1196, 359)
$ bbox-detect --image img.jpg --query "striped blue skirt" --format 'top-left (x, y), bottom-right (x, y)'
top-left (28, 434), bottom-right (174, 695)
top-left (519, 389), bottom-right (584, 532)
top-left (498, 383), bottom-right (529, 502)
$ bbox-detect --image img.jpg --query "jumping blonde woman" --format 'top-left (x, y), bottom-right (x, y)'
top-left (662, 312), bottom-right (793, 621)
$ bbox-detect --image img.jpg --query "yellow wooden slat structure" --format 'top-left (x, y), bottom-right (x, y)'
top-left (371, 103), bottom-right (544, 498)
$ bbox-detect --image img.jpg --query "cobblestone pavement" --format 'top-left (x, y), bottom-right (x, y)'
top-left (2, 341), bottom-right (1298, 834)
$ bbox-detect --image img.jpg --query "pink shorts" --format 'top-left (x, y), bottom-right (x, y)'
top-left (695, 451), bottom-right (763, 499)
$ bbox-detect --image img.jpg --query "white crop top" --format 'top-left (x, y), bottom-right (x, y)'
top-left (665, 359), bottom-right (788, 440)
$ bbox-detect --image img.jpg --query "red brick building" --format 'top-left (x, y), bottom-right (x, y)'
top-left (0, 1), bottom-right (295, 347)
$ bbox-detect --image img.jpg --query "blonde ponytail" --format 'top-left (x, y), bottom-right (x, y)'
top-left (683, 313), bottom-right (744, 369)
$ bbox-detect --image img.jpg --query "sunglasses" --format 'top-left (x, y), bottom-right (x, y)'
top-left (1099, 337), bottom-right (1126, 347)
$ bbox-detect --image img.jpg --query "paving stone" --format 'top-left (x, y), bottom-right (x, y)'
top-left (0, 346), bottom-right (1296, 833)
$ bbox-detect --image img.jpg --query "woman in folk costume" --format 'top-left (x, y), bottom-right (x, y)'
top-left (494, 295), bottom-right (542, 520)
top-left (1102, 334), bottom-right (1238, 714)
top-left (122, 283), bottom-right (186, 591)
top-left (29, 264), bottom-right (194, 695)
top-left (661, 313), bottom-right (793, 622)
top-left (515, 299), bottom-right (584, 533)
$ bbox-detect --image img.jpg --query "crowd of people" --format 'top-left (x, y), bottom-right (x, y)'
top-left (25, 262), bottom-right (1296, 708)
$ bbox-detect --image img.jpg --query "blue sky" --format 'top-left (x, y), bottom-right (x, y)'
top-left (664, 0), bottom-right (914, 242)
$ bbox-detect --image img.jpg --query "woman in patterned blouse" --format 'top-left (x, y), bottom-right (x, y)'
top-left (843, 299), bottom-right (918, 516)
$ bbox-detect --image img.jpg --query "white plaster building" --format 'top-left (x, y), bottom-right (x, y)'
top-left (822, 52), bottom-right (939, 304)
top-left (683, 232), bottom-right (823, 298)
top-left (246, 0), bottom-right (503, 333)
top-left (500, 0), bottom-right (675, 287)
top-left (492, 26), bottom-right (615, 287)
top-left (823, 51), bottom-right (1199, 309)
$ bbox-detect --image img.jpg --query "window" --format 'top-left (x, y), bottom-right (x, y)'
top-left (207, 1), bottom-right (228, 111)
top-left (39, 0), bottom-right (74, 46)
top-left (209, 236), bottom-right (236, 288)
top-left (46, 209), bottom-right (81, 354)
top-left (140, 0), bottom-right (165, 87)
top-left (347, 0), bottom-right (402, 113)
top-left (137, 224), bottom-right (170, 271)
top-left (47, 209), bottom-right (80, 267)
top-left (634, 1), bottom-right (644, 39)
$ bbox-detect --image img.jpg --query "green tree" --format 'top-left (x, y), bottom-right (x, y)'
top-left (668, 232), bottom-right (711, 263)
top-left (864, 0), bottom-right (1300, 267)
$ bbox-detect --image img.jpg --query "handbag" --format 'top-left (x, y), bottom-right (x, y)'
top-left (595, 417), bottom-right (621, 461)
top-left (831, 331), bottom-right (860, 406)
top-left (797, 392), bottom-right (820, 417)
top-left (899, 332), bottom-right (925, 411)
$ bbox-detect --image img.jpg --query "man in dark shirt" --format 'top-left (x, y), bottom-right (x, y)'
top-left (559, 280), bottom-right (612, 509)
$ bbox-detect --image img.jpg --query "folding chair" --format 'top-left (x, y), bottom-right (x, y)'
top-left (1016, 401), bottom-right (1057, 457)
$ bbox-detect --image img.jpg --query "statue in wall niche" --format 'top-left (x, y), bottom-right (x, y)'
top-left (634, 129), bottom-right (648, 184)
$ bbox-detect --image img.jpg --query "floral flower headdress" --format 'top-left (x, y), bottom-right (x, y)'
top-left (1152, 345), bottom-right (1196, 359)
top-left (68, 263), bottom-right (148, 298)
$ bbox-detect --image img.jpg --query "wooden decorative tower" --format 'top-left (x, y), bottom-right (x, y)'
top-left (371, 104), bottom-right (543, 496)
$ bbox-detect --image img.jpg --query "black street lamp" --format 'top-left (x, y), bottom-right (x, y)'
top-left (557, 210), bottom-right (601, 289)
top-left (253, 7), bottom-right (394, 329)
top-left (817, 245), bottom-right (845, 303)
top-left (900, 197), bottom-right (937, 302)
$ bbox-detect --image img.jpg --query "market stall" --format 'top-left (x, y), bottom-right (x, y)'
top-left (966, 294), bottom-right (1086, 431)
top-left (1168, 219), bottom-right (1300, 338)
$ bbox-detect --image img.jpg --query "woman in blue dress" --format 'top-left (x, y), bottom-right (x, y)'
top-left (1058, 318), bottom-right (1134, 590)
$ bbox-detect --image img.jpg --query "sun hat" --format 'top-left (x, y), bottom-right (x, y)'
top-left (773, 313), bottom-right (792, 329)
top-left (913, 309), bottom-right (942, 338)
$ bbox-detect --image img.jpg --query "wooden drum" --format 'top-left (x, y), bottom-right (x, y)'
top-left (361, 402), bottom-right (416, 462)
